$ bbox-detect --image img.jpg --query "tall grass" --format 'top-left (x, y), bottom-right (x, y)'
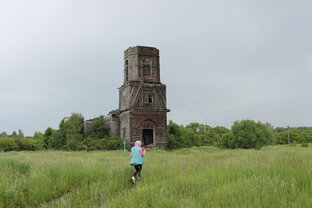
top-left (0, 145), bottom-right (312, 207)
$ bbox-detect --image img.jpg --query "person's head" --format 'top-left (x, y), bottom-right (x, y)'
top-left (134, 140), bottom-right (142, 147)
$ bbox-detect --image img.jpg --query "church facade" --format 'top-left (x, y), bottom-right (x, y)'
top-left (107, 46), bottom-right (170, 149)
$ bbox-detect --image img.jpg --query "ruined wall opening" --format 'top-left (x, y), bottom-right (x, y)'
top-left (142, 129), bottom-right (153, 146)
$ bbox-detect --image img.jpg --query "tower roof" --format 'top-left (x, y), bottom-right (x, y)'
top-left (124, 46), bottom-right (159, 58)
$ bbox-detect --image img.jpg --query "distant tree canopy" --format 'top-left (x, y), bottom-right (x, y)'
top-left (167, 120), bottom-right (312, 150)
top-left (167, 121), bottom-right (229, 150)
top-left (274, 127), bottom-right (312, 144)
top-left (11, 131), bottom-right (17, 138)
top-left (220, 120), bottom-right (273, 149)
top-left (3, 113), bottom-right (312, 152)
top-left (168, 120), bottom-right (308, 150)
top-left (87, 116), bottom-right (110, 139)
top-left (42, 113), bottom-right (120, 151)
top-left (18, 129), bottom-right (24, 138)
top-left (44, 113), bottom-right (85, 150)
top-left (0, 132), bottom-right (8, 137)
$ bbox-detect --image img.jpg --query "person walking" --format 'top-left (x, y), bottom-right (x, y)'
top-left (130, 140), bottom-right (146, 184)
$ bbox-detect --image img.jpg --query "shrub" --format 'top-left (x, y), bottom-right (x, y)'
top-left (301, 143), bottom-right (308, 148)
top-left (15, 138), bottom-right (43, 151)
top-left (62, 140), bottom-right (87, 151)
top-left (0, 138), bottom-right (18, 151)
top-left (85, 138), bottom-right (122, 151)
top-left (220, 132), bottom-right (234, 149)
top-left (86, 116), bottom-right (110, 139)
top-left (221, 120), bottom-right (273, 149)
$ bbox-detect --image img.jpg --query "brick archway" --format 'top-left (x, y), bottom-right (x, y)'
top-left (138, 119), bottom-right (156, 129)
top-left (138, 120), bottom-right (156, 146)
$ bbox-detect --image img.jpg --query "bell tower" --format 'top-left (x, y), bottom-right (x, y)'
top-left (118, 46), bottom-right (169, 149)
top-left (123, 46), bottom-right (160, 83)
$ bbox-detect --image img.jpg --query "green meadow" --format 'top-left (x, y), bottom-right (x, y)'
top-left (1, 145), bottom-right (312, 208)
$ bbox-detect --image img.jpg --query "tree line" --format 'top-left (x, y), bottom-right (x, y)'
top-left (0, 113), bottom-right (121, 152)
top-left (167, 120), bottom-right (312, 150)
top-left (1, 114), bottom-right (312, 152)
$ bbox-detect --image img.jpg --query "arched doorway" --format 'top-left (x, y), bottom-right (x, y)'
top-left (138, 119), bottom-right (156, 146)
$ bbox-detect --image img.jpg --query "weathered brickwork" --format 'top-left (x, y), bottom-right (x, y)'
top-left (108, 46), bottom-right (170, 149)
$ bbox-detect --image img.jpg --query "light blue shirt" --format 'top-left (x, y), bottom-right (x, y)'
top-left (130, 145), bottom-right (144, 165)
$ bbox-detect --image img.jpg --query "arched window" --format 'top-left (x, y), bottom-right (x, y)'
top-left (143, 65), bottom-right (151, 76)
top-left (142, 57), bottom-right (151, 76)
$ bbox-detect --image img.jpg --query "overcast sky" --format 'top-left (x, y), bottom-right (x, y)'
top-left (1, 0), bottom-right (312, 136)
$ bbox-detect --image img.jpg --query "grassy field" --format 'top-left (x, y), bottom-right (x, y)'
top-left (1, 145), bottom-right (312, 208)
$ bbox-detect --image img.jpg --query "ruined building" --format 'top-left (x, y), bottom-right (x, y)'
top-left (106, 46), bottom-right (170, 149)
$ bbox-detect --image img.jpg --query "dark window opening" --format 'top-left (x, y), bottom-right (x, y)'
top-left (125, 60), bottom-right (128, 81)
top-left (143, 94), bottom-right (153, 104)
top-left (142, 129), bottom-right (153, 145)
top-left (143, 65), bottom-right (151, 76)
top-left (148, 95), bottom-right (153, 103)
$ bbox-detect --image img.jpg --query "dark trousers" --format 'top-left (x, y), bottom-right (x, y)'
top-left (133, 165), bottom-right (142, 178)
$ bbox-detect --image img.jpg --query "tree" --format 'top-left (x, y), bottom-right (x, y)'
top-left (11, 131), bottom-right (18, 138)
top-left (213, 126), bottom-right (230, 146)
top-left (49, 130), bottom-right (66, 149)
top-left (58, 113), bottom-right (85, 150)
top-left (167, 121), bottom-right (203, 149)
top-left (87, 116), bottom-right (110, 139)
top-left (221, 120), bottom-right (273, 149)
top-left (33, 131), bottom-right (43, 140)
top-left (61, 113), bottom-right (84, 136)
top-left (18, 129), bottom-right (24, 138)
top-left (0, 132), bottom-right (8, 138)
top-left (186, 122), bottom-right (215, 146)
top-left (43, 127), bottom-right (53, 149)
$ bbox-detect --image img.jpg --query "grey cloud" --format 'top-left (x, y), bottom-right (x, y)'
top-left (1, 0), bottom-right (311, 135)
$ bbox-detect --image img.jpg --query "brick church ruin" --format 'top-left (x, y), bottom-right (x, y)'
top-left (100, 46), bottom-right (170, 149)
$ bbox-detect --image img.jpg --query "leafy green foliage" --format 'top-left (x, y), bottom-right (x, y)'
top-left (85, 138), bottom-right (122, 151)
top-left (41, 113), bottom-right (120, 151)
top-left (11, 131), bottom-right (17, 138)
top-left (167, 121), bottom-right (229, 149)
top-left (221, 120), bottom-right (273, 149)
top-left (33, 131), bottom-right (43, 140)
top-left (87, 116), bottom-right (110, 139)
top-left (0, 132), bottom-right (8, 137)
top-left (15, 138), bottom-right (43, 150)
top-left (18, 129), bottom-right (24, 138)
top-left (0, 138), bottom-right (18, 151)
top-left (49, 129), bottom-right (66, 149)
top-left (43, 127), bottom-right (53, 149)
top-left (4, 111), bottom-right (312, 152)
top-left (213, 126), bottom-right (230, 147)
top-left (274, 128), bottom-right (312, 144)
top-left (0, 137), bottom-right (43, 151)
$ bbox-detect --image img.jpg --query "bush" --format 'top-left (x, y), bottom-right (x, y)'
top-left (87, 116), bottom-right (110, 139)
top-left (168, 121), bottom-right (231, 150)
top-left (15, 138), bottom-right (44, 151)
top-left (85, 138), bottom-right (122, 151)
top-left (221, 120), bottom-right (273, 149)
top-left (301, 143), bottom-right (308, 148)
top-left (0, 138), bottom-right (18, 151)
top-left (63, 140), bottom-right (87, 151)
top-left (220, 132), bottom-right (234, 149)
